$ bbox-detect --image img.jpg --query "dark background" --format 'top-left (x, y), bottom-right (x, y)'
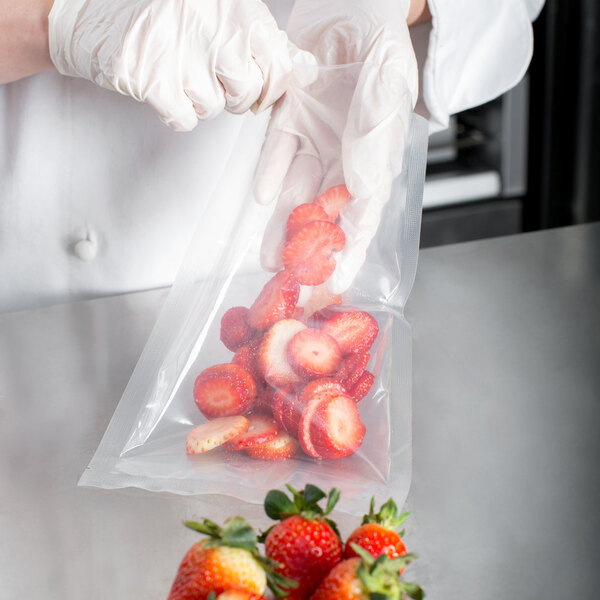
top-left (421, 0), bottom-right (600, 247)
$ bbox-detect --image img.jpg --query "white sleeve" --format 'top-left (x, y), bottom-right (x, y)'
top-left (411, 0), bottom-right (546, 131)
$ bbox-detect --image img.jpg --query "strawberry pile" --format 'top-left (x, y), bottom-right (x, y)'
top-left (167, 484), bottom-right (424, 600)
top-left (186, 185), bottom-right (383, 462)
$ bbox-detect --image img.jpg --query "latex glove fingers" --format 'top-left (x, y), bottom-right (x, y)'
top-left (49, 0), bottom-right (312, 131)
top-left (329, 185), bottom-right (390, 294)
top-left (214, 32), bottom-right (264, 115)
top-left (343, 59), bottom-right (416, 199)
top-left (259, 152), bottom-right (323, 272)
top-left (254, 129), bottom-right (299, 206)
top-left (219, 0), bottom-right (316, 115)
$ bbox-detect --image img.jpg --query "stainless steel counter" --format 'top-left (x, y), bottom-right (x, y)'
top-left (1, 224), bottom-right (599, 599)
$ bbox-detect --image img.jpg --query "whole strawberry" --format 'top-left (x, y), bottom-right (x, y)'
top-left (211, 592), bottom-right (269, 600)
top-left (310, 545), bottom-right (423, 600)
top-left (263, 484), bottom-right (343, 599)
top-left (168, 517), bottom-right (295, 600)
top-left (344, 498), bottom-right (408, 561)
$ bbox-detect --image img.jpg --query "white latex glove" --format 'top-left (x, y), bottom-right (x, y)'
top-left (255, 0), bottom-right (418, 295)
top-left (48, 0), bottom-right (315, 131)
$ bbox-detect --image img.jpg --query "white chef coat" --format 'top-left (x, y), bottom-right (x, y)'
top-left (0, 0), bottom-right (545, 314)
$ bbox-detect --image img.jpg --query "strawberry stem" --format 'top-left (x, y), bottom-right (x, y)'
top-left (352, 543), bottom-right (424, 600)
top-left (362, 497), bottom-right (409, 532)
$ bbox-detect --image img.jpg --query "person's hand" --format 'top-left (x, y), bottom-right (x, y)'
top-left (48, 0), bottom-right (315, 131)
top-left (254, 0), bottom-right (418, 296)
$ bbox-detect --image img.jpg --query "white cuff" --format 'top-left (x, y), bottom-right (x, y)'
top-left (413, 0), bottom-right (537, 131)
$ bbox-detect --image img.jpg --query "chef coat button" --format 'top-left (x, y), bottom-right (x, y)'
top-left (74, 238), bottom-right (97, 261)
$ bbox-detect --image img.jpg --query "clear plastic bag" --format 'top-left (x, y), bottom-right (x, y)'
top-left (79, 64), bottom-right (428, 514)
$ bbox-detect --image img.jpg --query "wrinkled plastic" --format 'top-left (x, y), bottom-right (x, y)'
top-left (79, 64), bottom-right (428, 515)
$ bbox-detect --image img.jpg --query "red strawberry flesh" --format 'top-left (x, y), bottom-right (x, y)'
top-left (272, 385), bottom-right (302, 435)
top-left (248, 271), bottom-right (300, 331)
top-left (314, 184), bottom-right (352, 221)
top-left (193, 364), bottom-right (257, 419)
top-left (224, 413), bottom-right (279, 450)
top-left (287, 328), bottom-right (342, 380)
top-left (298, 378), bottom-right (347, 405)
top-left (283, 221), bottom-right (345, 286)
top-left (308, 393), bottom-right (365, 459)
top-left (336, 352), bottom-right (370, 390)
top-left (298, 397), bottom-right (324, 458)
top-left (257, 319), bottom-right (306, 387)
top-left (232, 344), bottom-right (258, 377)
top-left (286, 203), bottom-right (331, 240)
top-left (350, 370), bottom-right (375, 402)
top-left (321, 310), bottom-right (379, 356)
top-left (220, 306), bottom-right (255, 352)
top-left (245, 431), bottom-right (299, 461)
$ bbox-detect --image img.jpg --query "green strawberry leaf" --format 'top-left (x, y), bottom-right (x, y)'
top-left (325, 517), bottom-right (341, 540)
top-left (361, 498), bottom-right (410, 532)
top-left (266, 484), bottom-right (342, 523)
top-left (254, 552), bottom-right (298, 592)
top-left (184, 519), bottom-right (221, 538)
top-left (356, 547), bottom-right (424, 600)
top-left (261, 559), bottom-right (299, 597)
top-left (400, 582), bottom-right (425, 600)
top-left (258, 524), bottom-right (274, 544)
top-left (221, 517), bottom-right (257, 551)
top-left (207, 593), bottom-right (217, 600)
top-left (303, 484), bottom-right (327, 507)
top-left (350, 542), bottom-right (375, 565)
top-left (265, 490), bottom-right (297, 520)
top-left (324, 488), bottom-right (340, 515)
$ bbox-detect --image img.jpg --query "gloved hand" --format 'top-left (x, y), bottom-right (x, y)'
top-left (48, 0), bottom-right (315, 131)
top-left (254, 0), bottom-right (418, 296)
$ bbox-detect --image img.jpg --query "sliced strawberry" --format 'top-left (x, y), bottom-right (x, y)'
top-left (185, 415), bottom-right (249, 454)
top-left (302, 285), bottom-right (343, 321)
top-left (257, 319), bottom-right (306, 387)
top-left (224, 413), bottom-right (279, 450)
top-left (248, 271), bottom-right (300, 331)
top-left (193, 364), bottom-right (257, 419)
top-left (309, 393), bottom-right (365, 459)
top-left (259, 381), bottom-right (279, 408)
top-left (306, 304), bottom-right (341, 329)
top-left (292, 306), bottom-right (305, 321)
top-left (321, 310), bottom-right (379, 356)
top-left (350, 370), bottom-right (375, 402)
top-left (272, 384), bottom-right (307, 437)
top-left (283, 221), bottom-right (345, 286)
top-left (281, 398), bottom-right (305, 438)
top-left (220, 306), bottom-right (255, 352)
top-left (298, 397), bottom-right (325, 458)
top-left (232, 344), bottom-right (257, 376)
top-left (272, 385), bottom-right (294, 432)
top-left (253, 394), bottom-right (274, 415)
top-left (336, 352), bottom-right (370, 390)
top-left (287, 328), bottom-right (342, 379)
top-left (245, 431), bottom-right (299, 461)
top-left (286, 203), bottom-right (331, 240)
top-left (298, 377), bottom-right (347, 405)
top-left (314, 184), bottom-right (352, 220)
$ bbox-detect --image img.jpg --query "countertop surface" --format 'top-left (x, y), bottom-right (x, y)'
top-left (1, 223), bottom-right (599, 599)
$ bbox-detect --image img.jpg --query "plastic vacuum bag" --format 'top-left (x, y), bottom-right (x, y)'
top-left (79, 64), bottom-right (428, 514)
